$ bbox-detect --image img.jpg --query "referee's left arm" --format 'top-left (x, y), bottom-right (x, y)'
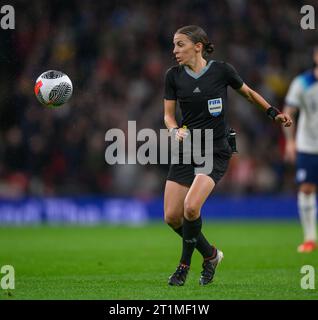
top-left (237, 83), bottom-right (292, 127)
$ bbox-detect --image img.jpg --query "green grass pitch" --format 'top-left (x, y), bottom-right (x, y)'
top-left (0, 222), bottom-right (317, 300)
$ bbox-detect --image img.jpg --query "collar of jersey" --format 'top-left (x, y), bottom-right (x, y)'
top-left (184, 60), bottom-right (214, 79)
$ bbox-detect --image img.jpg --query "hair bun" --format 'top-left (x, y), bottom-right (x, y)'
top-left (205, 42), bottom-right (214, 54)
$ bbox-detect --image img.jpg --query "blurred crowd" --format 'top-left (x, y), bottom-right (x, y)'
top-left (0, 0), bottom-right (317, 198)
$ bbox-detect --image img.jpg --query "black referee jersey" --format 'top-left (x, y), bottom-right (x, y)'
top-left (164, 60), bottom-right (244, 140)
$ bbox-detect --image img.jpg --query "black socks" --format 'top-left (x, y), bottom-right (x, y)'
top-left (172, 224), bottom-right (215, 260)
top-left (180, 216), bottom-right (205, 266)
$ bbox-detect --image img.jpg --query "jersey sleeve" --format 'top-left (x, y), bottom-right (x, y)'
top-left (285, 76), bottom-right (303, 108)
top-left (222, 62), bottom-right (244, 89)
top-left (164, 68), bottom-right (177, 100)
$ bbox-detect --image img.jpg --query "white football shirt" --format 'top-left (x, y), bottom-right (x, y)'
top-left (285, 70), bottom-right (318, 154)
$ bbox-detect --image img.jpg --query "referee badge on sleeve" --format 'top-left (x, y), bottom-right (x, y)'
top-left (208, 98), bottom-right (223, 117)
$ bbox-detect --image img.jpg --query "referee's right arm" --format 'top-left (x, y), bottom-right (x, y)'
top-left (164, 99), bottom-right (178, 131)
top-left (164, 68), bottom-right (188, 141)
top-left (164, 99), bottom-right (188, 141)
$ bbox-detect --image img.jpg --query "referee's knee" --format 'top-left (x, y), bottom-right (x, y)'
top-left (184, 200), bottom-right (200, 221)
top-left (164, 214), bottom-right (183, 228)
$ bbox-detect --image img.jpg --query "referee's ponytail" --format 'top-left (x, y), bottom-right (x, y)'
top-left (176, 25), bottom-right (214, 58)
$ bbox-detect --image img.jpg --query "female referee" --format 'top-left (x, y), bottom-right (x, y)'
top-left (164, 25), bottom-right (292, 286)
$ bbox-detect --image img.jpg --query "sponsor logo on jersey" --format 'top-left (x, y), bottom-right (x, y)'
top-left (208, 98), bottom-right (223, 117)
top-left (193, 87), bottom-right (201, 93)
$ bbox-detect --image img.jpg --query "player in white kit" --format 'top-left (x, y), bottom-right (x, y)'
top-left (283, 46), bottom-right (318, 252)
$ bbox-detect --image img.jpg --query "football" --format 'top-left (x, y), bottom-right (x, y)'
top-left (34, 70), bottom-right (73, 107)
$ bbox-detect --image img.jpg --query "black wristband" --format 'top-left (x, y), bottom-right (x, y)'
top-left (266, 107), bottom-right (281, 121)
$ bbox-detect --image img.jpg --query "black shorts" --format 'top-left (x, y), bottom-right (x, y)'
top-left (167, 138), bottom-right (232, 186)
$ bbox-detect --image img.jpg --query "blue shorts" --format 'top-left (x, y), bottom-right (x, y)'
top-left (296, 152), bottom-right (318, 185)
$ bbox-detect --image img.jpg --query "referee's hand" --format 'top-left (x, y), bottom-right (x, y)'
top-left (174, 128), bottom-right (189, 141)
top-left (275, 113), bottom-right (293, 127)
